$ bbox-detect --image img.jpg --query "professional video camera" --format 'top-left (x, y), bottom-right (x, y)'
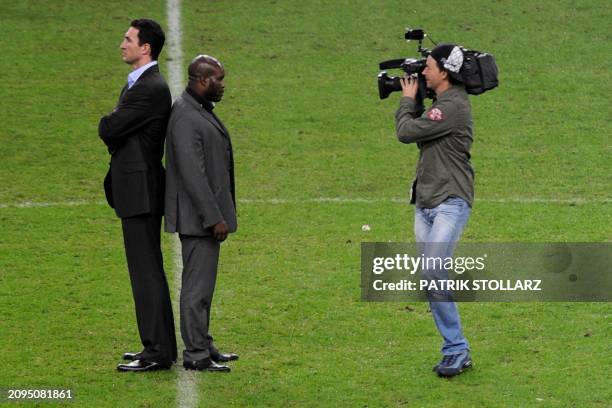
top-left (377, 28), bottom-right (498, 113)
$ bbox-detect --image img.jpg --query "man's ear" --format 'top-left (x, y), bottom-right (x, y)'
top-left (142, 42), bottom-right (152, 57)
top-left (200, 76), bottom-right (209, 88)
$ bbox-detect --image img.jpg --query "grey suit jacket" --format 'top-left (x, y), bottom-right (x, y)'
top-left (164, 91), bottom-right (237, 236)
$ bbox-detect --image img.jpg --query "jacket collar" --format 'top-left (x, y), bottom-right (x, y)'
top-left (128, 62), bottom-right (159, 87)
top-left (436, 84), bottom-right (467, 101)
top-left (185, 87), bottom-right (215, 112)
top-left (120, 64), bottom-right (159, 100)
top-left (181, 90), bottom-right (229, 138)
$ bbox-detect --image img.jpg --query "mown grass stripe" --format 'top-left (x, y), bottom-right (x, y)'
top-left (1, 197), bottom-right (609, 210)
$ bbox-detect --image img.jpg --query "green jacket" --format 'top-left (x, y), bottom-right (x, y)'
top-left (395, 85), bottom-right (474, 209)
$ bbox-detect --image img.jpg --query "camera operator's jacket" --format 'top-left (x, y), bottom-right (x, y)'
top-left (395, 85), bottom-right (474, 209)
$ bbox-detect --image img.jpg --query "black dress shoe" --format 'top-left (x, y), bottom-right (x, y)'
top-left (117, 359), bottom-right (172, 372)
top-left (183, 358), bottom-right (230, 372)
top-left (211, 351), bottom-right (239, 363)
top-left (122, 352), bottom-right (142, 361)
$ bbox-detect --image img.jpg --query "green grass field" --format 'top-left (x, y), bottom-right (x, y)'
top-left (1, 0), bottom-right (610, 407)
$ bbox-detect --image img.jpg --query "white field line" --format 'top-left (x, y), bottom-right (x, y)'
top-left (0, 200), bottom-right (107, 209)
top-left (0, 197), bottom-right (610, 209)
top-left (166, 0), bottom-right (184, 101)
top-left (238, 197), bottom-right (612, 204)
top-left (166, 1), bottom-right (199, 408)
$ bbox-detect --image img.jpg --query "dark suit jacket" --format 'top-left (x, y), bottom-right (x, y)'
top-left (164, 91), bottom-right (237, 236)
top-left (99, 65), bottom-right (171, 218)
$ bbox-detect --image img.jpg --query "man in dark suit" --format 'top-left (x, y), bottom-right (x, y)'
top-left (165, 55), bottom-right (238, 372)
top-left (99, 18), bottom-right (177, 372)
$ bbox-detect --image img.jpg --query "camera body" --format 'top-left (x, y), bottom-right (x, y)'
top-left (377, 28), bottom-right (498, 111)
top-left (377, 58), bottom-right (429, 100)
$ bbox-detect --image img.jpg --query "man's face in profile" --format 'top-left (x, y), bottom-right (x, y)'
top-left (204, 67), bottom-right (225, 102)
top-left (422, 56), bottom-right (446, 90)
top-left (120, 27), bottom-right (145, 66)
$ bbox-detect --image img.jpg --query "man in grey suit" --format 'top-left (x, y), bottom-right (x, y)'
top-left (165, 55), bottom-right (239, 372)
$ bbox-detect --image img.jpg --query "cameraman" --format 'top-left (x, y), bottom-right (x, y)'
top-left (395, 44), bottom-right (474, 377)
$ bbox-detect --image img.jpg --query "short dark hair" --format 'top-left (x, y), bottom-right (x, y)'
top-left (130, 18), bottom-right (165, 60)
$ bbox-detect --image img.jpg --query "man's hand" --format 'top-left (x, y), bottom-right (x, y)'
top-left (212, 221), bottom-right (229, 242)
top-left (400, 74), bottom-right (418, 99)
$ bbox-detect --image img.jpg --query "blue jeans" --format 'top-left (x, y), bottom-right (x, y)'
top-left (414, 196), bottom-right (471, 355)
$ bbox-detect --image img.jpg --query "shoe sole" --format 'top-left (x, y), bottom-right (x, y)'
top-left (214, 357), bottom-right (239, 363)
top-left (117, 365), bottom-right (171, 372)
top-left (183, 366), bottom-right (230, 373)
top-left (437, 360), bottom-right (472, 378)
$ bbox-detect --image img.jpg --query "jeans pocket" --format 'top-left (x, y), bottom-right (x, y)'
top-left (436, 197), bottom-right (470, 220)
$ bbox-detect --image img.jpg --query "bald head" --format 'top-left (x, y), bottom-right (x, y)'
top-left (188, 54), bottom-right (223, 84)
top-left (187, 54), bottom-right (226, 102)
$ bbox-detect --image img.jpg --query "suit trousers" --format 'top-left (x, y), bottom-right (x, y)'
top-left (121, 214), bottom-right (177, 364)
top-left (179, 234), bottom-right (221, 362)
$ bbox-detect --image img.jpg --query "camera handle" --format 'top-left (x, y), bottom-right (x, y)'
top-left (414, 75), bottom-right (427, 117)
